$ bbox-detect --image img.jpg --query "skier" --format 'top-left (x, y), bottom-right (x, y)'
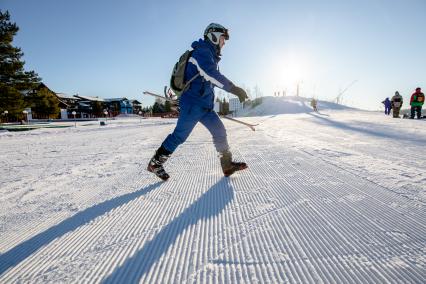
top-left (310, 98), bottom-right (318, 112)
top-left (391, 91), bottom-right (403, 118)
top-left (410, 87), bottom-right (424, 119)
top-left (382, 97), bottom-right (391, 115)
top-left (147, 23), bottom-right (249, 181)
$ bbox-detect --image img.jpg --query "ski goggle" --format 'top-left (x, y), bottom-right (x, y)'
top-left (206, 27), bottom-right (229, 40)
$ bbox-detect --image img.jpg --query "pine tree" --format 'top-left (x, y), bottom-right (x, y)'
top-left (0, 84), bottom-right (26, 118)
top-left (26, 87), bottom-right (60, 119)
top-left (92, 101), bottom-right (104, 117)
top-left (164, 100), bottom-right (171, 112)
top-left (0, 10), bottom-right (41, 119)
top-left (152, 101), bottom-right (165, 113)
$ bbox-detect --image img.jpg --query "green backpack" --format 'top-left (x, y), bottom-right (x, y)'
top-left (170, 50), bottom-right (199, 97)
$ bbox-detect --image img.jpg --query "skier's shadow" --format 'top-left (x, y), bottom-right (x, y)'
top-left (102, 177), bottom-right (234, 283)
top-left (0, 181), bottom-right (162, 276)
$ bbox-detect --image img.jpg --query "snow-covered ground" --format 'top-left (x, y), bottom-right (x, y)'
top-left (1, 97), bottom-right (425, 283)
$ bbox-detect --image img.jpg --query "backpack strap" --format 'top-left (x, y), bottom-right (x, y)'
top-left (181, 73), bottom-right (199, 93)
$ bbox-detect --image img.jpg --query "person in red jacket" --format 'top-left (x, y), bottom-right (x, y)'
top-left (410, 87), bottom-right (425, 119)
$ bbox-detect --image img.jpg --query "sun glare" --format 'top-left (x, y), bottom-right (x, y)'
top-left (270, 52), bottom-right (310, 89)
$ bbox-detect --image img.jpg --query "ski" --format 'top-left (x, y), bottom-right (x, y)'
top-left (143, 91), bottom-right (175, 102)
top-left (143, 90), bottom-right (258, 131)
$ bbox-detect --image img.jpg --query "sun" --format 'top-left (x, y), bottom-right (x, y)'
top-left (270, 52), bottom-right (310, 87)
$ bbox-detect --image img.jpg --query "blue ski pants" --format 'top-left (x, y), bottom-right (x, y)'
top-left (162, 103), bottom-right (229, 153)
top-left (385, 106), bottom-right (391, 115)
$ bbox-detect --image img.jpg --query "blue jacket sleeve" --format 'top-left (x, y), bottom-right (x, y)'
top-left (188, 49), bottom-right (234, 92)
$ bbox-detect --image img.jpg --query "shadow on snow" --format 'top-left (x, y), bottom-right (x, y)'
top-left (308, 112), bottom-right (426, 144)
top-left (102, 177), bottom-right (234, 283)
top-left (0, 181), bottom-right (163, 276)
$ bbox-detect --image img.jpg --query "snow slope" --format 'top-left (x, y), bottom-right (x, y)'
top-left (238, 96), bottom-right (353, 117)
top-left (0, 101), bottom-right (425, 283)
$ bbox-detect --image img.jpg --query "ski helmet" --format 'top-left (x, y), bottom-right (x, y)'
top-left (204, 23), bottom-right (229, 45)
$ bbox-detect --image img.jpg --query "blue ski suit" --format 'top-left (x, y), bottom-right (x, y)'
top-left (382, 98), bottom-right (391, 115)
top-left (162, 39), bottom-right (235, 153)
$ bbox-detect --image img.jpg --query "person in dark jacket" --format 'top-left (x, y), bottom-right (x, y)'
top-left (147, 23), bottom-right (249, 181)
top-left (382, 97), bottom-right (391, 115)
top-left (391, 91), bottom-right (403, 118)
top-left (410, 87), bottom-right (425, 119)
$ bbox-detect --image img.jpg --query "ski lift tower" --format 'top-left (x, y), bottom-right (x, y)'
top-left (335, 80), bottom-right (358, 104)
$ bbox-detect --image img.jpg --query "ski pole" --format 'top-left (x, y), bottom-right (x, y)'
top-left (221, 116), bottom-right (258, 131)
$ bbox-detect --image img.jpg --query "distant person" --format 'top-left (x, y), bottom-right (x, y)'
top-left (310, 98), bottom-right (318, 112)
top-left (147, 23), bottom-right (248, 181)
top-left (391, 91), bottom-right (403, 118)
top-left (382, 97), bottom-right (391, 115)
top-left (410, 87), bottom-right (425, 119)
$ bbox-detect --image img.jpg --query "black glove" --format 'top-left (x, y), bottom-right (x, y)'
top-left (230, 85), bottom-right (248, 103)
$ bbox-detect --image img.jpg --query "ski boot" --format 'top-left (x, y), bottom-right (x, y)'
top-left (147, 146), bottom-right (172, 181)
top-left (220, 150), bottom-right (248, 177)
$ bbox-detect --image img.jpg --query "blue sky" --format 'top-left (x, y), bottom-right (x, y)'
top-left (2, 0), bottom-right (425, 110)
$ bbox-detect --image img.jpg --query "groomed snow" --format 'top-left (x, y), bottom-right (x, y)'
top-left (1, 97), bottom-right (425, 283)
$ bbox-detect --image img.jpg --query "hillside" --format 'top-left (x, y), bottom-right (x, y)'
top-left (238, 96), bottom-right (354, 117)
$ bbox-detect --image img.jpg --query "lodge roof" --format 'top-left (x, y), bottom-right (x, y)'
top-left (130, 99), bottom-right (142, 105)
top-left (56, 93), bottom-right (76, 100)
top-left (104, 98), bottom-right (129, 102)
top-left (74, 95), bottom-right (105, 102)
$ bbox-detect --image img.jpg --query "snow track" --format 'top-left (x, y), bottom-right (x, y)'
top-left (0, 114), bottom-right (425, 283)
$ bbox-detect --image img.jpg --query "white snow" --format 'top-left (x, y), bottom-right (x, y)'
top-left (1, 97), bottom-right (425, 283)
